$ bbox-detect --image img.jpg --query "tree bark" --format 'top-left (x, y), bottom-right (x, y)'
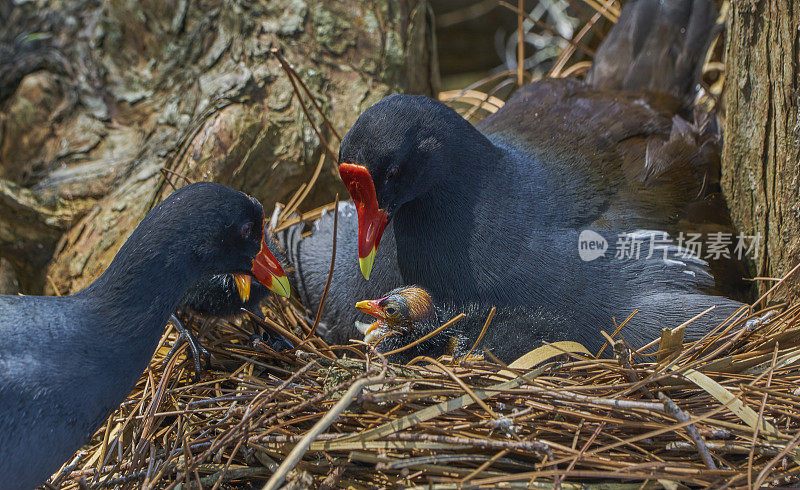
top-left (722, 0), bottom-right (800, 296)
top-left (0, 0), bottom-right (438, 294)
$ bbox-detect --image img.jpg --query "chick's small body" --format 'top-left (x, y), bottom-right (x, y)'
top-left (364, 288), bottom-right (572, 364)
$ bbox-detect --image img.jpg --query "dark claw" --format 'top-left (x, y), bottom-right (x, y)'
top-left (164, 314), bottom-right (212, 377)
top-left (270, 335), bottom-right (294, 351)
top-left (250, 333), bottom-right (266, 348)
top-left (244, 307), bottom-right (293, 351)
top-left (250, 331), bottom-right (293, 351)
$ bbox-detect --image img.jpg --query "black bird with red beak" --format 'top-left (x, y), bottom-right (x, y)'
top-left (172, 218), bottom-right (291, 371)
top-left (0, 182), bottom-right (290, 489)
top-left (339, 0), bottom-right (746, 349)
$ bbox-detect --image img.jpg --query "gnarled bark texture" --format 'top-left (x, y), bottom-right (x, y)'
top-left (0, 0), bottom-right (438, 294)
top-left (722, 0), bottom-right (799, 296)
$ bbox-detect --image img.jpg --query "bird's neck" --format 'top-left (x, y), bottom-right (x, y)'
top-left (401, 134), bottom-right (500, 228)
top-left (393, 136), bottom-right (566, 306)
top-left (79, 228), bottom-right (201, 347)
top-left (393, 137), bottom-right (501, 293)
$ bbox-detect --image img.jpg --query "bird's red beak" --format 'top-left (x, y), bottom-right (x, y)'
top-left (339, 163), bottom-right (388, 280)
top-left (250, 230), bottom-right (291, 298)
top-left (355, 298), bottom-right (386, 319)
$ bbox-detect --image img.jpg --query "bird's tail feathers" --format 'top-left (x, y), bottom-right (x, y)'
top-left (586, 0), bottom-right (720, 102)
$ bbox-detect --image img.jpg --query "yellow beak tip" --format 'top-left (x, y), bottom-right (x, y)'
top-left (233, 274), bottom-right (252, 303)
top-left (269, 275), bottom-right (291, 298)
top-left (359, 249), bottom-right (377, 280)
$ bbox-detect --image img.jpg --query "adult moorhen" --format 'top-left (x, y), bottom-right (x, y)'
top-left (0, 182), bottom-right (290, 490)
top-left (338, 0), bottom-right (745, 346)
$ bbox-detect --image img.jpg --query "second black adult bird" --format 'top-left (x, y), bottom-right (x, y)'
top-left (0, 182), bottom-right (289, 490)
top-left (338, 0), bottom-right (744, 348)
top-left (179, 202), bottom-right (404, 345)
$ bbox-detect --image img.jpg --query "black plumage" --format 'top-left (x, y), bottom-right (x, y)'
top-left (337, 0), bottom-right (745, 350)
top-left (180, 274), bottom-right (268, 317)
top-left (0, 182), bottom-right (286, 490)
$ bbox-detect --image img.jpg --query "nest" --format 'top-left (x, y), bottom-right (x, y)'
top-left (48, 291), bottom-right (800, 488)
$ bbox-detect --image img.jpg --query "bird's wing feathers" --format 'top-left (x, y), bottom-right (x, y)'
top-left (479, 79), bottom-right (719, 234)
top-left (477, 0), bottom-right (722, 235)
top-left (587, 0), bottom-right (720, 102)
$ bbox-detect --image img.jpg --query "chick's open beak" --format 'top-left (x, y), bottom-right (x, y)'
top-left (251, 233), bottom-right (291, 298)
top-left (355, 320), bottom-right (384, 344)
top-left (355, 298), bottom-right (385, 319)
top-left (339, 163), bottom-right (388, 280)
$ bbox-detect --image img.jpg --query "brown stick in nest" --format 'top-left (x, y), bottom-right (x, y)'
top-left (309, 194), bottom-right (338, 338)
top-left (263, 353), bottom-right (388, 490)
top-left (658, 392), bottom-right (716, 469)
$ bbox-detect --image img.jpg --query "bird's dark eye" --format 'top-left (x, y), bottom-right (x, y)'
top-left (240, 221), bottom-right (254, 238)
top-left (385, 306), bottom-right (397, 316)
top-left (386, 167), bottom-right (398, 181)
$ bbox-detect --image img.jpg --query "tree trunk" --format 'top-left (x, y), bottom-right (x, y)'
top-left (722, 0), bottom-right (800, 296)
top-left (0, 0), bottom-right (438, 294)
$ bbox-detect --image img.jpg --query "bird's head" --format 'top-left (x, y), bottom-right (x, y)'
top-left (355, 285), bottom-right (436, 334)
top-left (338, 94), bottom-right (481, 279)
top-left (355, 285), bottom-right (465, 363)
top-left (155, 182), bottom-right (291, 301)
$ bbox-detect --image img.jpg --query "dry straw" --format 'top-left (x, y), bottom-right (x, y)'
top-left (49, 293), bottom-right (800, 488)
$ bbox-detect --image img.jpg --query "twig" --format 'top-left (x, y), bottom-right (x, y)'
top-left (753, 262), bottom-right (800, 310)
top-left (262, 365), bottom-right (387, 490)
top-left (385, 433), bottom-right (550, 453)
top-left (657, 392), bottom-right (716, 469)
top-left (497, 1), bottom-right (597, 57)
top-left (597, 310), bottom-right (638, 358)
top-left (549, 8), bottom-right (605, 78)
top-left (309, 194), bottom-right (338, 338)
top-left (754, 430), bottom-right (800, 488)
top-left (270, 48), bottom-right (341, 143)
top-left (748, 343), bottom-right (780, 488)
top-left (269, 47), bottom-right (340, 161)
top-left (464, 307), bottom-right (495, 359)
top-left (422, 356), bottom-right (501, 421)
top-left (279, 153), bottom-right (328, 221)
top-left (516, 0), bottom-right (524, 87)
